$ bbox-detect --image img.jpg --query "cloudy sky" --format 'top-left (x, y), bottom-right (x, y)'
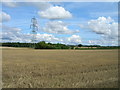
top-left (0, 1), bottom-right (119, 46)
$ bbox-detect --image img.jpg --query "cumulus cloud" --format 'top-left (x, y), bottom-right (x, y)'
top-left (87, 17), bottom-right (118, 46)
top-left (1, 24), bottom-right (82, 45)
top-left (0, 12), bottom-right (11, 22)
top-left (0, 25), bottom-right (23, 42)
top-left (87, 17), bottom-right (118, 38)
top-left (43, 21), bottom-right (79, 34)
top-left (36, 34), bottom-right (63, 43)
top-left (0, 25), bottom-right (62, 43)
top-left (38, 34), bottom-right (82, 45)
top-left (38, 6), bottom-right (72, 19)
top-left (79, 16), bottom-right (118, 46)
top-left (65, 35), bottom-right (82, 45)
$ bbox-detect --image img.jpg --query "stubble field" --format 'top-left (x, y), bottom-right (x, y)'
top-left (2, 47), bottom-right (118, 88)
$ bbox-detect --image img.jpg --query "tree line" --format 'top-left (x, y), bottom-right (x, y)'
top-left (0, 41), bottom-right (71, 49)
top-left (0, 41), bottom-right (119, 49)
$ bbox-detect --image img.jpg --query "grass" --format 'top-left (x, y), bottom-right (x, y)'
top-left (2, 48), bottom-right (118, 88)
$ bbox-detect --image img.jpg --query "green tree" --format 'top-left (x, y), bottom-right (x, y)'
top-left (78, 44), bottom-right (83, 47)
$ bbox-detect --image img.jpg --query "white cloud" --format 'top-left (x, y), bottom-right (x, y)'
top-left (36, 34), bottom-right (63, 43)
top-left (65, 35), bottom-right (82, 45)
top-left (30, 34), bottom-right (82, 45)
top-left (0, 25), bottom-right (23, 42)
top-left (87, 16), bottom-right (118, 38)
top-left (43, 21), bottom-right (79, 34)
top-left (0, 25), bottom-right (62, 43)
top-left (1, 24), bottom-right (82, 45)
top-left (0, 12), bottom-right (11, 22)
top-left (38, 6), bottom-right (72, 19)
top-left (79, 16), bottom-right (118, 46)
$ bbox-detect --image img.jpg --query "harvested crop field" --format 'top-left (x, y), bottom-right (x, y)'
top-left (2, 47), bottom-right (119, 88)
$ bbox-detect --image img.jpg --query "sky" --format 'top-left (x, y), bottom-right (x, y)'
top-left (0, 1), bottom-right (119, 46)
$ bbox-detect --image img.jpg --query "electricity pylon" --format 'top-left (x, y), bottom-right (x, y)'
top-left (30, 17), bottom-right (38, 48)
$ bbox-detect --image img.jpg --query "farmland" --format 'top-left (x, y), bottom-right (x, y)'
top-left (2, 47), bottom-right (118, 88)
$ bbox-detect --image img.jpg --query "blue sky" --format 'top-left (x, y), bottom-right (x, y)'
top-left (1, 2), bottom-right (118, 46)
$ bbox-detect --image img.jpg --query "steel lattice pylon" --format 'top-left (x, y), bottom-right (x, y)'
top-left (30, 17), bottom-right (38, 48)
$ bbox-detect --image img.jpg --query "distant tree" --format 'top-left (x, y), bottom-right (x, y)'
top-left (48, 42), bottom-right (52, 45)
top-left (78, 44), bottom-right (83, 47)
top-left (35, 41), bottom-right (47, 49)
